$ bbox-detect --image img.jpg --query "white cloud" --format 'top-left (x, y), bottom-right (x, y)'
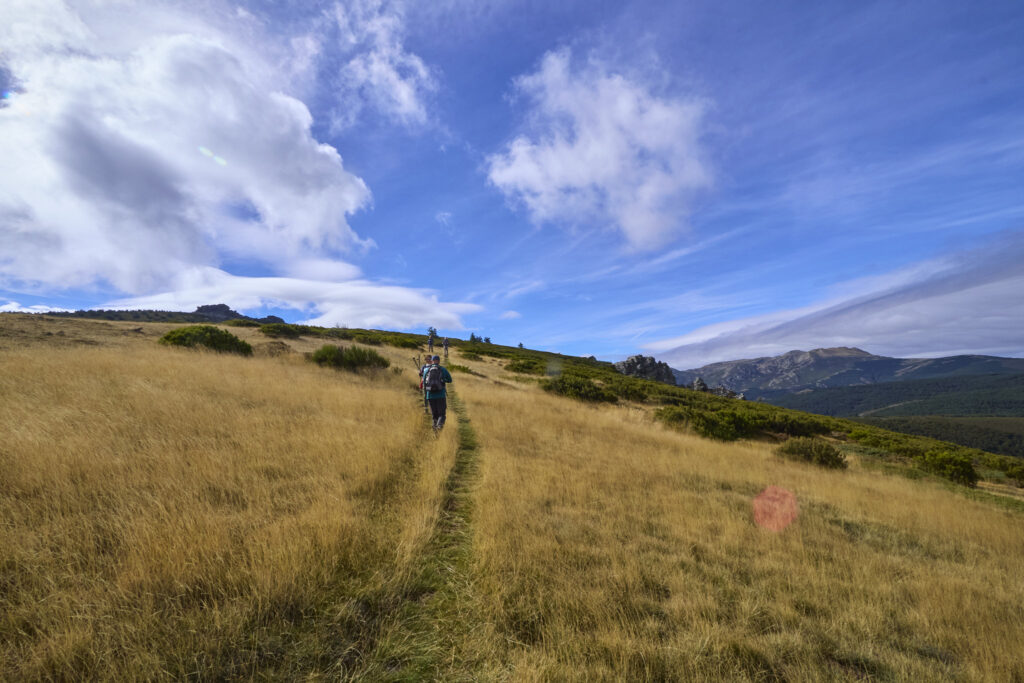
top-left (105, 267), bottom-right (481, 330)
top-left (501, 279), bottom-right (545, 299)
top-left (487, 48), bottom-right (711, 250)
top-left (499, 310), bottom-right (521, 320)
top-left (329, 0), bottom-right (437, 130)
top-left (645, 236), bottom-right (1024, 369)
top-left (0, 301), bottom-right (72, 313)
top-left (0, 1), bottom-right (480, 329)
top-left (435, 211), bottom-right (452, 225)
top-left (0, 0), bottom-right (370, 294)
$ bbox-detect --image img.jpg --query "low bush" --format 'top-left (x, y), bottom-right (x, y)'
top-left (310, 344), bottom-right (390, 372)
top-left (222, 318), bottom-right (260, 327)
top-left (1006, 462), bottom-right (1024, 487)
top-left (777, 437), bottom-right (847, 469)
top-left (460, 351), bottom-right (483, 361)
top-left (542, 375), bottom-right (617, 403)
top-left (505, 359), bottom-right (545, 375)
top-left (260, 323), bottom-right (304, 338)
top-left (159, 325), bottom-right (252, 356)
top-left (916, 449), bottom-right (979, 487)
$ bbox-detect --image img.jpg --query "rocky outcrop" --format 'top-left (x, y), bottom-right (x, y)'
top-left (194, 304), bottom-right (284, 324)
top-left (689, 376), bottom-right (744, 400)
top-left (614, 355), bottom-right (677, 385)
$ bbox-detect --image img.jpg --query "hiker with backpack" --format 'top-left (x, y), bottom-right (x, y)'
top-left (421, 355), bottom-right (453, 431)
top-left (419, 356), bottom-right (433, 414)
top-left (442, 337), bottom-right (449, 360)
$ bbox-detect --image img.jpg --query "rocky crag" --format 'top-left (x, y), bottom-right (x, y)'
top-left (614, 355), bottom-right (677, 385)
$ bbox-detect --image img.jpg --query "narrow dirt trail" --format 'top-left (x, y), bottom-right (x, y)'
top-left (347, 391), bottom-right (498, 681)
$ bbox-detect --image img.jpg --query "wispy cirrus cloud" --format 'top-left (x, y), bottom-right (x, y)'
top-left (645, 233), bottom-right (1024, 369)
top-left (487, 48), bottom-right (711, 250)
top-left (327, 0), bottom-right (437, 131)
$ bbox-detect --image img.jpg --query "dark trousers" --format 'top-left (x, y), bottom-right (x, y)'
top-left (428, 396), bottom-right (447, 429)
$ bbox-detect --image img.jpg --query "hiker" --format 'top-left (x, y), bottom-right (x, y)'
top-left (442, 337), bottom-right (449, 359)
top-left (422, 355), bottom-right (453, 431)
top-left (419, 356), bottom-right (433, 414)
top-left (427, 331), bottom-right (434, 353)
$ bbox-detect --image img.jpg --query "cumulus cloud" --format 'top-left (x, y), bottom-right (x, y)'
top-left (645, 235), bottom-right (1024, 369)
top-left (487, 48), bottom-right (711, 250)
top-left (105, 267), bottom-right (481, 330)
top-left (0, 1), bottom-right (479, 329)
top-left (0, 0), bottom-right (371, 294)
top-left (328, 0), bottom-right (437, 130)
top-left (499, 310), bottom-right (521, 320)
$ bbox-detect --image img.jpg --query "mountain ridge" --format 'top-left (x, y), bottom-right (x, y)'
top-left (672, 347), bottom-right (1024, 398)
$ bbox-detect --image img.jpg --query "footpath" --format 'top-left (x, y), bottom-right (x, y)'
top-left (348, 391), bottom-right (495, 680)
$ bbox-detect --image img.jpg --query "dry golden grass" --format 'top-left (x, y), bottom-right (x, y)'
top-left (454, 368), bottom-right (1024, 681)
top-left (4, 313), bottom-right (1024, 681)
top-left (0, 316), bottom-right (456, 679)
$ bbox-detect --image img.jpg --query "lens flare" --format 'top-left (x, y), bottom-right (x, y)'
top-left (753, 486), bottom-right (798, 532)
top-left (1, 91), bottom-right (11, 100)
top-left (198, 146), bottom-right (228, 166)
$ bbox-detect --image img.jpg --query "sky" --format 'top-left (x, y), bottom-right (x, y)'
top-left (2, 0), bottom-right (1023, 369)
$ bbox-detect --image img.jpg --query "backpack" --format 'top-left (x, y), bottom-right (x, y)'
top-left (424, 365), bottom-right (444, 392)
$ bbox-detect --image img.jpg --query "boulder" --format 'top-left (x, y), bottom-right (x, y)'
top-left (614, 355), bottom-right (677, 385)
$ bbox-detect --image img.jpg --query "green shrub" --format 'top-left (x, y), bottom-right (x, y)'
top-left (260, 323), bottom-right (303, 338)
top-left (542, 375), bottom-right (617, 403)
top-left (1005, 462), bottom-right (1024, 487)
top-left (656, 406), bottom-right (753, 440)
top-left (382, 335), bottom-right (420, 349)
top-left (915, 449), bottom-right (979, 487)
top-left (310, 344), bottom-right (390, 372)
top-left (777, 437), bottom-right (847, 469)
top-left (222, 318), bottom-right (260, 327)
top-left (505, 359), bottom-right (545, 375)
top-left (159, 325), bottom-right (252, 356)
top-left (460, 351), bottom-right (482, 361)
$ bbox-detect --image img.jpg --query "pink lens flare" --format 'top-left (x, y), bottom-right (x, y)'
top-left (753, 486), bottom-right (799, 532)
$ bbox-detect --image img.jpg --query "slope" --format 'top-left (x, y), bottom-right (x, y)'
top-left (2, 314), bottom-right (1024, 680)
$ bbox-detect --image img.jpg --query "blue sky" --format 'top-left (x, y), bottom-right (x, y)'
top-left (2, 0), bottom-right (1023, 368)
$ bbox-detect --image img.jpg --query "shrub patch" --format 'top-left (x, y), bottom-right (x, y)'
top-left (310, 344), bottom-right (391, 372)
top-left (159, 325), bottom-right (253, 356)
top-left (777, 437), bottom-right (847, 469)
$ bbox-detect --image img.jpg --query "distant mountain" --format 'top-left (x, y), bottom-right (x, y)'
top-left (45, 304), bottom-right (285, 325)
top-left (763, 374), bottom-right (1024, 459)
top-left (672, 347), bottom-right (1024, 399)
top-left (766, 373), bottom-right (1024, 417)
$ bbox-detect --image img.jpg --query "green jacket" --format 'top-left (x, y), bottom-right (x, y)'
top-left (422, 365), bottom-right (453, 399)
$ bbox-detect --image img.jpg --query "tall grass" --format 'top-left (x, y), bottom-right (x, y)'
top-left (457, 372), bottom-right (1024, 681)
top-left (0, 343), bottom-right (454, 679)
top-left (3, 315), bottom-right (1024, 680)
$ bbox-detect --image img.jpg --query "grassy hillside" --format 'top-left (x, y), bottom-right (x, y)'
top-left (2, 314), bottom-right (1024, 680)
top-left (857, 416), bottom-right (1024, 459)
top-left (764, 373), bottom-right (1024, 417)
top-left (763, 375), bottom-right (1024, 459)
